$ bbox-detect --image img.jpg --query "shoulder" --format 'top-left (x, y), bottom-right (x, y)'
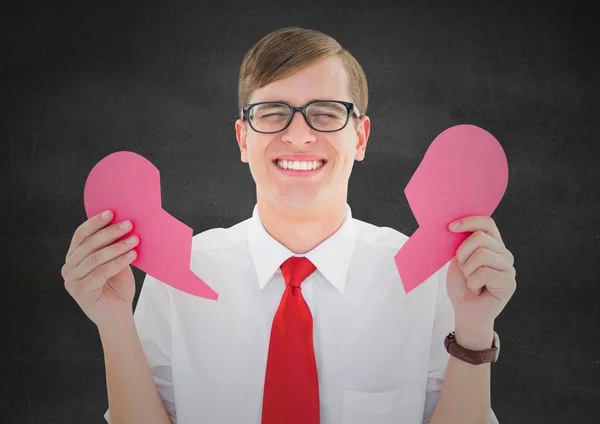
top-left (188, 217), bottom-right (252, 279)
top-left (191, 217), bottom-right (251, 252)
top-left (352, 217), bottom-right (410, 251)
top-left (170, 217), bottom-right (253, 298)
top-left (352, 217), bottom-right (449, 295)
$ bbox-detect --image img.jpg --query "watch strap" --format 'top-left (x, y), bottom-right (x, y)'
top-left (444, 331), bottom-right (499, 365)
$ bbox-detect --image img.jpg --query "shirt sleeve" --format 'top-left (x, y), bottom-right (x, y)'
top-left (104, 273), bottom-right (177, 423)
top-left (421, 261), bottom-right (499, 424)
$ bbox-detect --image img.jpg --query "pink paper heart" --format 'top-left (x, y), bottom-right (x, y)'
top-left (83, 151), bottom-right (219, 300)
top-left (395, 124), bottom-right (508, 293)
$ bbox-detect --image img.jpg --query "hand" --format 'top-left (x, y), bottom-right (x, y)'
top-left (446, 216), bottom-right (517, 348)
top-left (62, 210), bottom-right (139, 330)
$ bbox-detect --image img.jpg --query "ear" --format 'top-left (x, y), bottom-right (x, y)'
top-left (354, 116), bottom-right (371, 161)
top-left (235, 119), bottom-right (249, 163)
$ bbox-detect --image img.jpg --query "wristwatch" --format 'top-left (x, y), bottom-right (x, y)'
top-left (444, 331), bottom-right (500, 365)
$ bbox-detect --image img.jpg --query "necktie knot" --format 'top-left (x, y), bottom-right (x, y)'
top-left (280, 256), bottom-right (316, 288)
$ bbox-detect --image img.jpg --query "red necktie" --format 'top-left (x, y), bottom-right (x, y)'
top-left (262, 256), bottom-right (320, 424)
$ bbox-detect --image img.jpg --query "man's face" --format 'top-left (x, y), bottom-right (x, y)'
top-left (235, 55), bottom-right (370, 212)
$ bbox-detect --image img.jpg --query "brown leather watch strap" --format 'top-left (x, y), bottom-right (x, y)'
top-left (444, 331), bottom-right (500, 365)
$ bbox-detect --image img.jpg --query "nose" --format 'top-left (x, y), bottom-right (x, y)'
top-left (280, 110), bottom-right (317, 145)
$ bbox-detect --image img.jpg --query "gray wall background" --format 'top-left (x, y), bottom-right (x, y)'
top-left (2, 0), bottom-right (599, 422)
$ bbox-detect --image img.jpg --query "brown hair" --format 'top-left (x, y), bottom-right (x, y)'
top-left (237, 27), bottom-right (369, 118)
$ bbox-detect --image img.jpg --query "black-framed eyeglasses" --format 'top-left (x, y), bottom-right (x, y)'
top-left (241, 100), bottom-right (362, 134)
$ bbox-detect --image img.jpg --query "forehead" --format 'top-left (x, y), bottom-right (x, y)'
top-left (250, 55), bottom-right (350, 105)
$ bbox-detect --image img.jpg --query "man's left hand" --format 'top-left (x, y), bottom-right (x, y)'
top-left (446, 216), bottom-right (517, 347)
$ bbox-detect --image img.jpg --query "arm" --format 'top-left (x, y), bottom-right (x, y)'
top-left (100, 319), bottom-right (173, 424)
top-left (428, 326), bottom-right (494, 424)
top-left (428, 215), bottom-right (517, 423)
top-left (101, 275), bottom-right (177, 424)
top-left (423, 261), bottom-right (499, 424)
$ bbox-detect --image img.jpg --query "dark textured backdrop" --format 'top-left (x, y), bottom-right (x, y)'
top-left (2, 0), bottom-right (599, 422)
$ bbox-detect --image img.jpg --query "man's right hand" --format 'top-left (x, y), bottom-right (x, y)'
top-left (62, 210), bottom-right (140, 330)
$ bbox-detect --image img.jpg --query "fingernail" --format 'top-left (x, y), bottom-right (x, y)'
top-left (449, 221), bottom-right (459, 230)
top-left (125, 235), bottom-right (137, 245)
top-left (119, 220), bottom-right (130, 229)
top-left (125, 250), bottom-right (136, 259)
top-left (101, 210), bottom-right (112, 220)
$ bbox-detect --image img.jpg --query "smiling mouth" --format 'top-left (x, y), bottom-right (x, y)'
top-left (272, 159), bottom-right (327, 171)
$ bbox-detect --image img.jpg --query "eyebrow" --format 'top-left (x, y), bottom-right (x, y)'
top-left (267, 99), bottom-right (327, 104)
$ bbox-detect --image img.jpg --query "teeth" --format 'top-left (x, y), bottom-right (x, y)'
top-left (276, 160), bottom-right (324, 171)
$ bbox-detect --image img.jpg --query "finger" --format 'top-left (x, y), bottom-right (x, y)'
top-left (466, 267), bottom-right (495, 294)
top-left (461, 247), bottom-right (514, 280)
top-left (73, 248), bottom-right (138, 295)
top-left (455, 230), bottom-right (505, 266)
top-left (70, 233), bottom-right (139, 282)
top-left (66, 219), bottom-right (134, 271)
top-left (449, 216), bottom-right (504, 246)
top-left (66, 210), bottom-right (114, 259)
top-left (467, 267), bottom-right (516, 297)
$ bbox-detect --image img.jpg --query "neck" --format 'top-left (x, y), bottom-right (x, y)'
top-left (257, 194), bottom-right (347, 254)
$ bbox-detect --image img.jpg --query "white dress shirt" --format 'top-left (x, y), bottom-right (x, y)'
top-left (104, 203), bottom-right (499, 424)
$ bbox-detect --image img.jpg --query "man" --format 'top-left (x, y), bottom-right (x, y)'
top-left (62, 27), bottom-right (516, 424)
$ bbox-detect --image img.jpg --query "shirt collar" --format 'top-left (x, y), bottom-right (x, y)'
top-left (247, 203), bottom-right (357, 293)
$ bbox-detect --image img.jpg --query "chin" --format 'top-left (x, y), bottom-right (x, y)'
top-left (270, 190), bottom-right (321, 209)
